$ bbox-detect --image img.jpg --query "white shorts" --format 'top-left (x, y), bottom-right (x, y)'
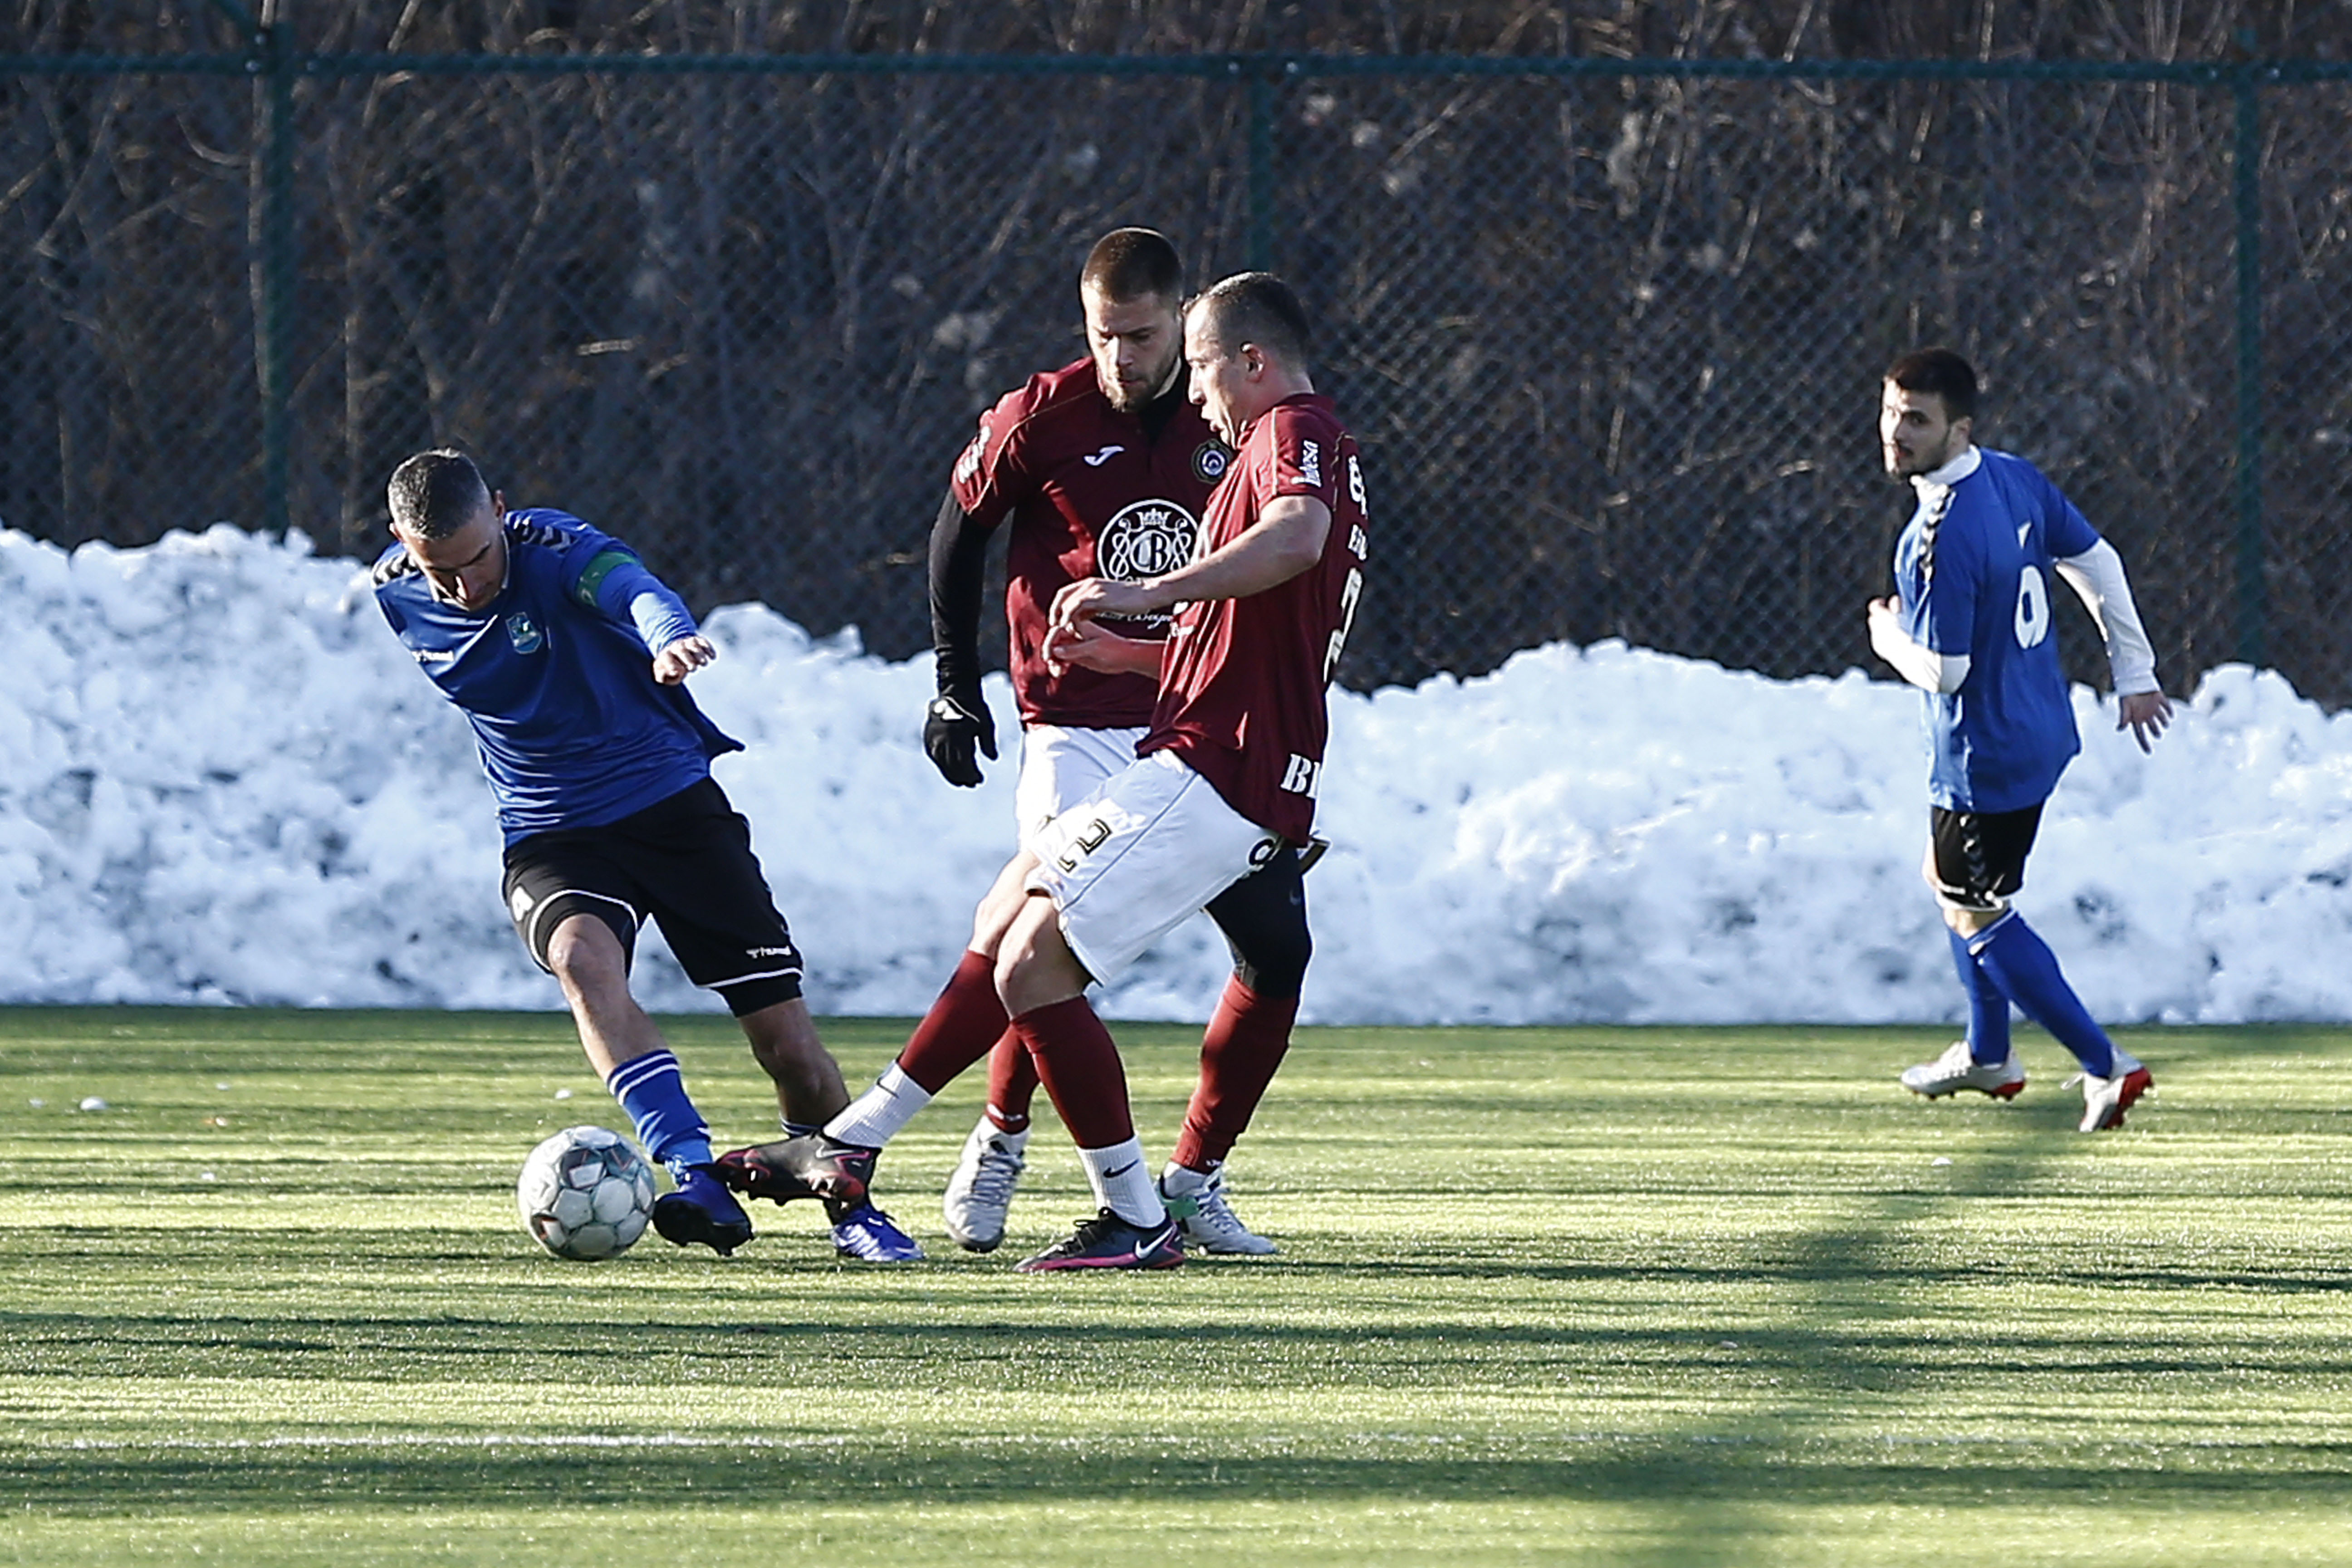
top-left (1025, 750), bottom-right (1280, 985)
top-left (1014, 724), bottom-right (1147, 852)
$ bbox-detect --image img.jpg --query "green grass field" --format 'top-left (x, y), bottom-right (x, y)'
top-left (2, 1008), bottom-right (2348, 1566)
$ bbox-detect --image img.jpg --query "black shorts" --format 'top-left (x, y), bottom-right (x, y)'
top-left (501, 778), bottom-right (804, 1016)
top-left (1927, 804), bottom-right (2045, 912)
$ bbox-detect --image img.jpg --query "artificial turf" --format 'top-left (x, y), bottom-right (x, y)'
top-left (1, 1007), bottom-right (2348, 1565)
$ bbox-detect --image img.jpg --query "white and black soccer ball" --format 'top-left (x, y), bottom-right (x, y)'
top-left (516, 1126), bottom-right (656, 1261)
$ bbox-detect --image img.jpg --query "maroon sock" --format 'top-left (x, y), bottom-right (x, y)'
top-left (1011, 997), bottom-right (1135, 1148)
top-left (983, 1027), bottom-right (1038, 1133)
top-left (1171, 977), bottom-right (1298, 1171)
top-left (896, 950), bottom-right (1010, 1094)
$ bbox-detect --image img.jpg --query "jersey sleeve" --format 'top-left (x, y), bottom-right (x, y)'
top-left (1261, 407), bottom-right (1344, 508)
top-left (2037, 469), bottom-right (2102, 559)
top-left (553, 521), bottom-right (699, 653)
top-left (948, 381), bottom-right (1044, 528)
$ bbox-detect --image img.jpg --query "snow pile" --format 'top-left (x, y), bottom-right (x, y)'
top-left (2, 524), bottom-right (2348, 1024)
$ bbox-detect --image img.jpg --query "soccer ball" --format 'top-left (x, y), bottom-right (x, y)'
top-left (516, 1126), bottom-right (656, 1261)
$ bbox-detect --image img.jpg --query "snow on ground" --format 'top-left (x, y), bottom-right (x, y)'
top-left (3, 524), bottom-right (2349, 1024)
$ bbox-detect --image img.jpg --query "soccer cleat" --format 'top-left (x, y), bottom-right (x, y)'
top-left (828, 1201), bottom-right (926, 1263)
top-left (942, 1120), bottom-right (1028, 1253)
top-left (1161, 1169), bottom-right (1278, 1256)
top-left (1013, 1209), bottom-right (1185, 1273)
top-left (1899, 1039), bottom-right (2028, 1101)
top-left (707, 1133), bottom-right (875, 1207)
top-left (2068, 1050), bottom-right (2154, 1133)
top-left (651, 1168), bottom-right (754, 1256)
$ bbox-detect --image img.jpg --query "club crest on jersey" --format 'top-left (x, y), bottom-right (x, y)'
top-left (1097, 499), bottom-right (1199, 583)
top-left (505, 613), bottom-right (544, 654)
top-left (1192, 442), bottom-right (1231, 485)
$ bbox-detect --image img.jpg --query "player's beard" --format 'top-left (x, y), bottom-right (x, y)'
top-left (1101, 352), bottom-right (1180, 414)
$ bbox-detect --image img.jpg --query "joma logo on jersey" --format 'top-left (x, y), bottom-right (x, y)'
top-left (1279, 754), bottom-right (1322, 798)
top-left (505, 614), bottom-right (544, 654)
top-left (1054, 814), bottom-right (1115, 874)
top-left (1097, 499), bottom-right (1199, 582)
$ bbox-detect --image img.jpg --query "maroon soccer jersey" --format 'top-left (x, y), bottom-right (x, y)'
top-left (951, 359), bottom-right (1231, 729)
top-left (1139, 394), bottom-right (1368, 843)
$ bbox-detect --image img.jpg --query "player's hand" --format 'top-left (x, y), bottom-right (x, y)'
top-left (652, 635), bottom-right (716, 685)
top-left (924, 686), bottom-right (997, 788)
top-left (2116, 689), bottom-right (2173, 753)
top-left (1045, 618), bottom-right (1154, 677)
top-left (1866, 595), bottom-right (1901, 632)
top-left (1051, 575), bottom-right (1156, 633)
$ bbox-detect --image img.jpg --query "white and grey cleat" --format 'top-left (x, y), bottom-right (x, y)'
top-left (1900, 1039), bottom-right (2027, 1101)
top-left (942, 1118), bottom-right (1028, 1253)
top-left (2068, 1049), bottom-right (2153, 1132)
top-left (1161, 1169), bottom-right (1278, 1256)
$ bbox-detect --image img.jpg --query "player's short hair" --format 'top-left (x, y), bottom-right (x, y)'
top-left (1189, 272), bottom-right (1313, 370)
top-left (1081, 228), bottom-right (1184, 304)
top-left (387, 449), bottom-right (493, 539)
top-left (1885, 348), bottom-right (1979, 423)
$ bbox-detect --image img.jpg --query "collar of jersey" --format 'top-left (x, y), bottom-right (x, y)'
top-left (1908, 444), bottom-right (1982, 500)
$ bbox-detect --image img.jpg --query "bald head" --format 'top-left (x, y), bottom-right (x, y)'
top-left (1186, 272), bottom-right (1312, 373)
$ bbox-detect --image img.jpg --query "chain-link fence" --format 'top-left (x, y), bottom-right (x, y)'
top-left (4, 46), bottom-right (2349, 702)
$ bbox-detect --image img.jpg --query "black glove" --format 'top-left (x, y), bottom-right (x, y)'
top-left (923, 688), bottom-right (997, 787)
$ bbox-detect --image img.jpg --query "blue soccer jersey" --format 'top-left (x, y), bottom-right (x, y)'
top-left (373, 509), bottom-right (738, 842)
top-left (1892, 447), bottom-right (2102, 813)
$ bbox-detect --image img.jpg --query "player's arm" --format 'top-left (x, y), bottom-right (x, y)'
top-left (574, 547), bottom-right (713, 686)
top-left (1053, 494), bottom-right (1332, 629)
top-left (2054, 538), bottom-right (2172, 750)
top-left (924, 490), bottom-right (1000, 786)
top-left (1865, 596), bottom-right (1970, 693)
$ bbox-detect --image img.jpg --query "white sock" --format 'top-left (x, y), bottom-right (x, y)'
top-left (823, 1063), bottom-right (932, 1149)
top-left (979, 1117), bottom-right (1030, 1154)
top-left (1079, 1137), bottom-right (1165, 1227)
top-left (1160, 1161), bottom-right (1214, 1196)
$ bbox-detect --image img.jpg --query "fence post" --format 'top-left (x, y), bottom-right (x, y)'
top-left (2231, 62), bottom-right (2267, 668)
top-left (1246, 59), bottom-right (1278, 270)
top-left (252, 13), bottom-right (296, 538)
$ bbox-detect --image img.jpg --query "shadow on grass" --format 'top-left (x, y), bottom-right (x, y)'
top-left (6, 1439), bottom-right (2350, 1519)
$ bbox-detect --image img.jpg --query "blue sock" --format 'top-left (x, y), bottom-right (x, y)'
top-left (1970, 914), bottom-right (2116, 1077)
top-left (1946, 928), bottom-right (2013, 1065)
top-left (605, 1049), bottom-right (714, 1174)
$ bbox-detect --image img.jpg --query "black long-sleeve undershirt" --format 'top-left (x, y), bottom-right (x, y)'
top-left (927, 490), bottom-right (995, 696)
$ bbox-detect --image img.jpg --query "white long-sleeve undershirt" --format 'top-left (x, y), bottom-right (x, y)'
top-left (1872, 614), bottom-right (1972, 694)
top-left (2052, 538), bottom-right (2161, 696)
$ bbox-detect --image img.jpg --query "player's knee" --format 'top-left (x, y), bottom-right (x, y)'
top-left (1232, 926), bottom-right (1312, 1000)
top-left (995, 900), bottom-right (1087, 1015)
top-left (544, 916), bottom-right (628, 994)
